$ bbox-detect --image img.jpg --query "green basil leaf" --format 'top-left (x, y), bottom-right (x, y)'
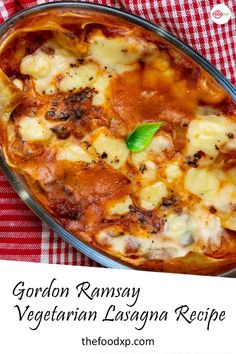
top-left (126, 122), bottom-right (162, 152)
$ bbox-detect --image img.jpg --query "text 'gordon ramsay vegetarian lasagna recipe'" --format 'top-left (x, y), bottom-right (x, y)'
top-left (0, 9), bottom-right (236, 275)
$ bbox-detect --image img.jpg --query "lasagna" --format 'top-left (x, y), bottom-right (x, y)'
top-left (0, 9), bottom-right (236, 274)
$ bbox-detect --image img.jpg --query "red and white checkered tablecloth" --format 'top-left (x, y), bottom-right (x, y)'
top-left (0, 0), bottom-right (235, 266)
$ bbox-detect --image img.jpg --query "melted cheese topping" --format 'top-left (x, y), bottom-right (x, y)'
top-left (164, 208), bottom-right (223, 249)
top-left (57, 143), bottom-right (93, 163)
top-left (185, 167), bottom-right (236, 210)
top-left (20, 38), bottom-right (112, 106)
top-left (92, 74), bottom-right (110, 106)
top-left (184, 168), bottom-right (220, 201)
top-left (96, 228), bottom-right (189, 260)
top-left (92, 128), bottom-right (129, 169)
top-left (164, 214), bottom-right (192, 245)
top-left (191, 208), bottom-right (223, 247)
top-left (131, 133), bottom-right (173, 183)
top-left (89, 34), bottom-right (155, 73)
top-left (186, 115), bottom-right (233, 159)
top-left (59, 64), bottom-right (98, 92)
top-left (139, 181), bottom-right (168, 210)
top-left (21, 51), bottom-right (52, 78)
top-left (131, 151), bottom-right (148, 167)
top-left (108, 196), bottom-right (132, 215)
top-left (148, 134), bottom-right (172, 154)
top-left (139, 160), bottom-right (157, 182)
top-left (19, 116), bottom-right (52, 141)
top-left (185, 167), bottom-right (236, 233)
top-left (214, 183), bottom-right (236, 210)
top-left (165, 162), bottom-right (182, 183)
top-left (20, 39), bottom-right (77, 95)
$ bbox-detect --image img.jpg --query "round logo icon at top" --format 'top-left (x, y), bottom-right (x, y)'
top-left (211, 4), bottom-right (231, 24)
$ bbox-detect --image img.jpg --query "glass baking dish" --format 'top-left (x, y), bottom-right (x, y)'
top-left (0, 1), bottom-right (236, 276)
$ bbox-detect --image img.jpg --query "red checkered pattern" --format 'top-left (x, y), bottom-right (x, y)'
top-left (0, 0), bottom-right (235, 266)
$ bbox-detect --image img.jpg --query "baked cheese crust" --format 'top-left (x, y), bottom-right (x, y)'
top-left (0, 9), bottom-right (236, 274)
